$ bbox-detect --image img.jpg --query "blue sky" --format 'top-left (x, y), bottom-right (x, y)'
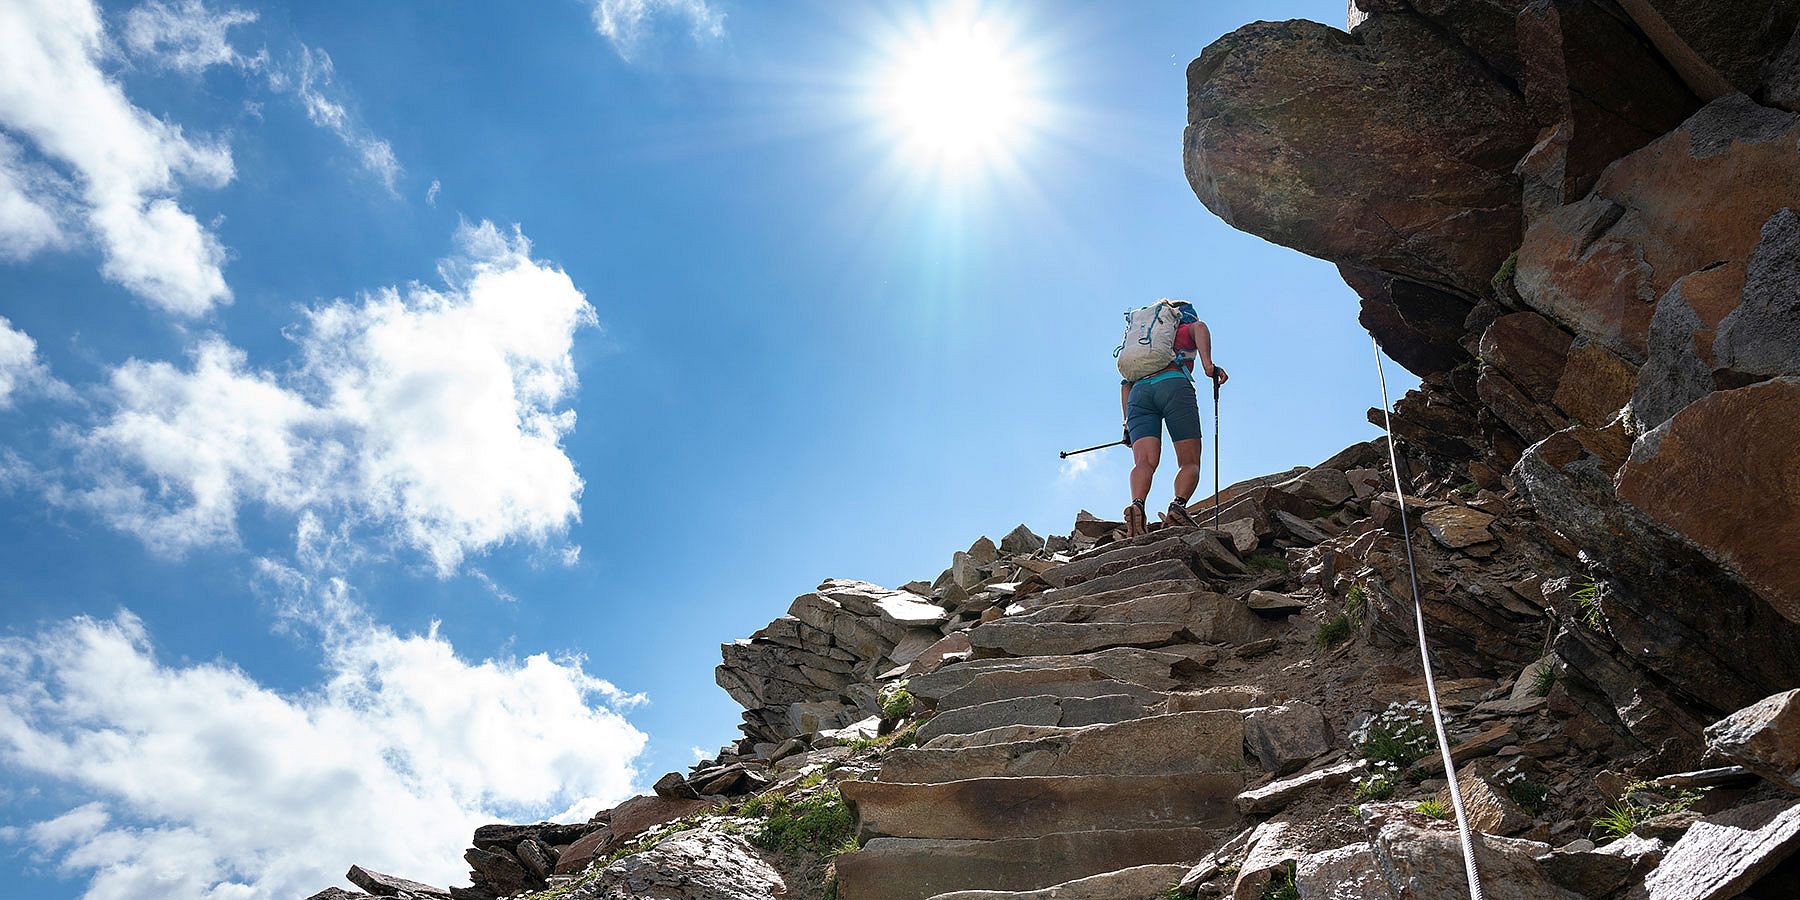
top-left (0, 1), bottom-right (1412, 897)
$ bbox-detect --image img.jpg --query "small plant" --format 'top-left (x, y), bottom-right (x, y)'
top-left (879, 681), bottom-right (914, 721)
top-left (1415, 798), bottom-right (1452, 820)
top-left (1260, 862), bottom-right (1299, 900)
top-left (1345, 583), bottom-right (1368, 627)
top-left (1572, 578), bottom-right (1604, 630)
top-left (1593, 803), bottom-right (1642, 841)
top-left (847, 721), bottom-right (921, 753)
top-left (1245, 552), bottom-right (1288, 573)
top-left (1353, 701), bottom-right (1438, 769)
top-left (1452, 482), bottom-right (1480, 498)
top-left (1591, 781), bottom-right (1707, 840)
top-left (1530, 664), bottom-right (1558, 698)
top-left (751, 787), bottom-right (856, 855)
top-left (1354, 769), bottom-right (1397, 801)
top-left (1317, 614), bottom-right (1352, 648)
top-left (1491, 251), bottom-right (1519, 293)
top-left (1158, 883), bottom-right (1188, 900)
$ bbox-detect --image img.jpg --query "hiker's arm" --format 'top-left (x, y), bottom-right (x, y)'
top-left (1192, 321), bottom-right (1228, 384)
top-left (1120, 383), bottom-right (1131, 442)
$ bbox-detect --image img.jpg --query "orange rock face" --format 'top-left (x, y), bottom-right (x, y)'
top-left (1617, 378), bottom-right (1800, 624)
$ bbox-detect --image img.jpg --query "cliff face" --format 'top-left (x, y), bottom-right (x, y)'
top-left (303, 5), bottom-right (1800, 900)
top-left (1186, 0), bottom-right (1800, 774)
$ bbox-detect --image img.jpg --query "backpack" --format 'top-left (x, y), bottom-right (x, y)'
top-left (1115, 299), bottom-right (1196, 381)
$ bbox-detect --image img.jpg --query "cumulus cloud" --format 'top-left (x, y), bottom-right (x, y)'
top-left (0, 135), bottom-right (72, 261)
top-left (0, 315), bottom-right (67, 407)
top-left (0, 603), bottom-right (646, 899)
top-left (77, 221), bottom-right (595, 572)
top-left (121, 0), bottom-right (260, 74)
top-left (592, 0), bottom-right (726, 59)
top-left (0, 0), bottom-right (235, 315)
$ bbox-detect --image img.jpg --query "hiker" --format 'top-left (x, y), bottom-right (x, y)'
top-left (1116, 298), bottom-right (1227, 537)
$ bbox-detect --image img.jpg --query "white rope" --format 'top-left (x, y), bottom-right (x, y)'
top-left (1370, 337), bottom-right (1485, 900)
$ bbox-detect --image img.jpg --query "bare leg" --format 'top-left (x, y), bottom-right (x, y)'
top-left (1172, 438), bottom-right (1202, 501)
top-left (1130, 436), bottom-right (1162, 502)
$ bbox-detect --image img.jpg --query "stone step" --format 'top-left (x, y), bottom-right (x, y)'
top-left (908, 647), bottom-right (1200, 703)
top-left (923, 864), bottom-right (1190, 900)
top-left (1042, 533), bottom-right (1203, 588)
top-left (1022, 560), bottom-right (1203, 608)
top-left (1010, 578), bottom-right (1200, 615)
top-left (1003, 590), bottom-right (1269, 646)
top-left (881, 710), bottom-right (1246, 783)
top-left (915, 693), bottom-right (1159, 744)
top-left (843, 772), bottom-right (1243, 841)
top-left (937, 669), bottom-right (1166, 712)
top-left (835, 828), bottom-right (1227, 900)
top-left (968, 620), bottom-right (1197, 658)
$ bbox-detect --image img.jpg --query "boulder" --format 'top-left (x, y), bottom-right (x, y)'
top-left (1235, 759), bottom-right (1362, 815)
top-left (306, 891), bottom-right (375, 900)
top-left (906, 647), bottom-right (1197, 703)
top-left (1706, 689), bottom-right (1800, 794)
top-left (346, 866), bottom-right (450, 898)
top-left (464, 847), bottom-right (533, 897)
top-left (1478, 312), bottom-right (1571, 403)
top-left (1541, 833), bottom-right (1666, 898)
top-left (1438, 764), bottom-right (1533, 836)
top-left (999, 524), bottom-right (1045, 556)
top-left (1185, 16), bottom-right (1534, 300)
top-left (1243, 701), bottom-right (1333, 775)
top-left (915, 693), bottom-right (1156, 744)
top-left (836, 828), bottom-right (1226, 900)
top-left (1419, 506), bottom-right (1496, 549)
top-left (1214, 517), bottom-right (1259, 554)
top-left (935, 668), bottom-right (1164, 712)
top-left (1272, 467), bottom-right (1354, 506)
top-left (1244, 590), bottom-right (1305, 614)
top-left (1515, 95), bottom-right (1800, 364)
top-left (1230, 821), bottom-right (1304, 900)
top-left (1294, 844), bottom-right (1390, 898)
top-left (1618, 379), bottom-right (1800, 624)
top-left (1643, 798), bottom-right (1800, 900)
top-left (573, 829), bottom-right (784, 900)
top-left (1716, 207), bottom-right (1800, 382)
top-left (1341, 264), bottom-right (1473, 376)
top-left (1361, 805), bottom-right (1581, 899)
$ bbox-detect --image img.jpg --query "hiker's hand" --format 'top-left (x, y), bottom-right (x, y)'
top-left (1209, 365), bottom-right (1229, 386)
top-left (1122, 424), bottom-right (1131, 445)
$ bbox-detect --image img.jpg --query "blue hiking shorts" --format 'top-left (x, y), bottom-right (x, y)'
top-left (1127, 374), bottom-right (1203, 444)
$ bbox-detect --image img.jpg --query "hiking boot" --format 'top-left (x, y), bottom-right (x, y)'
top-left (1124, 502), bottom-right (1148, 537)
top-left (1166, 500), bottom-right (1199, 528)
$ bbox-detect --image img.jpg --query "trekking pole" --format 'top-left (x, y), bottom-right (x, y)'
top-left (1212, 376), bottom-right (1222, 530)
top-left (1058, 438), bottom-right (1127, 459)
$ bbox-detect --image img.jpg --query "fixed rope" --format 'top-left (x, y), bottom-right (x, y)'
top-left (1370, 336), bottom-right (1486, 900)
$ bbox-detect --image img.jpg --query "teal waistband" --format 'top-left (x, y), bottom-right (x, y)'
top-left (1132, 368), bottom-right (1192, 388)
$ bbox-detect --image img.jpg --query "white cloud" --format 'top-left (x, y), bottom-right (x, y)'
top-left (121, 0), bottom-right (260, 74)
top-left (0, 0), bottom-right (235, 315)
top-left (592, 0), bottom-right (726, 60)
top-left (0, 605), bottom-right (646, 899)
top-left (283, 45), bottom-right (401, 191)
top-left (425, 178), bottom-right (440, 206)
top-left (0, 135), bottom-right (71, 261)
top-left (0, 315), bottom-right (66, 407)
top-left (76, 220), bottom-right (596, 573)
top-left (1057, 452), bottom-right (1094, 482)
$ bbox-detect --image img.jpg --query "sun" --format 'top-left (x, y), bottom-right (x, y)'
top-left (874, 8), bottom-right (1042, 176)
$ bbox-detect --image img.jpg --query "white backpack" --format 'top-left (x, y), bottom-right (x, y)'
top-left (1115, 299), bottom-right (1192, 381)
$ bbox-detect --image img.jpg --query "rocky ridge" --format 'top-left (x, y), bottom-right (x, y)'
top-left (305, 2), bottom-right (1800, 898)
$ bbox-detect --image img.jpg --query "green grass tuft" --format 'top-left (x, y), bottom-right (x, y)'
top-left (1415, 799), bottom-right (1452, 820)
top-left (1452, 482), bottom-right (1480, 498)
top-left (751, 787), bottom-right (855, 855)
top-left (1345, 584), bottom-right (1368, 627)
top-left (1572, 578), bottom-right (1605, 630)
top-left (1245, 552), bottom-right (1288, 573)
top-left (1491, 251), bottom-right (1519, 293)
top-left (1260, 862), bottom-right (1300, 900)
top-left (1317, 614), bottom-right (1352, 649)
top-left (1531, 664), bottom-right (1558, 698)
top-left (1593, 803), bottom-right (1641, 841)
top-left (879, 682), bottom-right (914, 721)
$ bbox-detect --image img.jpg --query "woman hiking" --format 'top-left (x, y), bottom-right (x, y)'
top-left (1116, 299), bottom-right (1228, 537)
